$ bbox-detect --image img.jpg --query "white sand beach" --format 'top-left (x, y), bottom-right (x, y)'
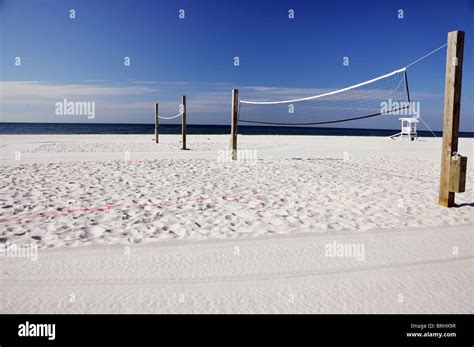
top-left (0, 134), bottom-right (473, 313)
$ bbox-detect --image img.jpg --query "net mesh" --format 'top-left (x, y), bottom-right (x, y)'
top-left (238, 68), bottom-right (410, 126)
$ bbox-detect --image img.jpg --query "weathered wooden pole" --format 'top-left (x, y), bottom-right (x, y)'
top-left (181, 95), bottom-right (187, 150)
top-left (154, 102), bottom-right (159, 143)
top-left (231, 89), bottom-right (238, 160)
top-left (439, 30), bottom-right (466, 207)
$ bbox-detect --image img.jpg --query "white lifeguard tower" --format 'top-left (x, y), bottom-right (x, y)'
top-left (390, 117), bottom-right (420, 141)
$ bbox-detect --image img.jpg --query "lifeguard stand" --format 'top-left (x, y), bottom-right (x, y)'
top-left (390, 117), bottom-right (419, 141)
top-left (400, 117), bottom-right (419, 141)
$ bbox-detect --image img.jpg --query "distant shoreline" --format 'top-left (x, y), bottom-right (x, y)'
top-left (1, 122), bottom-right (473, 138)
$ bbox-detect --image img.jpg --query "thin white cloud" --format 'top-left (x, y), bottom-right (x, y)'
top-left (410, 92), bottom-right (442, 100)
top-left (239, 86), bottom-right (332, 101)
top-left (0, 81), bottom-right (159, 99)
top-left (132, 81), bottom-right (190, 85)
top-left (84, 79), bottom-right (108, 82)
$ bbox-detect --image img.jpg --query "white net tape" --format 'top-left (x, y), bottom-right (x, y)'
top-left (158, 113), bottom-right (183, 120)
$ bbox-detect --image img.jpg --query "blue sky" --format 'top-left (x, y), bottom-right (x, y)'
top-left (1, 0), bottom-right (473, 130)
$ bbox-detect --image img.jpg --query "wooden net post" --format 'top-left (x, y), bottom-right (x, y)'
top-left (231, 89), bottom-right (238, 160)
top-left (181, 95), bottom-right (187, 150)
top-left (439, 30), bottom-right (466, 207)
top-left (154, 102), bottom-right (159, 144)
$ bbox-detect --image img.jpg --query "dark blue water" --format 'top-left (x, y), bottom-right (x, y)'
top-left (1, 122), bottom-right (473, 138)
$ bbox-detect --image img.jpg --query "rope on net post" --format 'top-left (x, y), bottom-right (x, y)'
top-left (403, 43), bottom-right (448, 69)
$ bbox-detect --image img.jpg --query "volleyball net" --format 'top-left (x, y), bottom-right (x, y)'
top-left (237, 68), bottom-right (411, 126)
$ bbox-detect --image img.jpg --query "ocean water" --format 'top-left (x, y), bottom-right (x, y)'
top-left (0, 122), bottom-right (472, 138)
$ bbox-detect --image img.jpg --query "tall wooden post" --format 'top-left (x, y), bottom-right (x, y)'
top-left (154, 103), bottom-right (159, 143)
top-left (181, 95), bottom-right (187, 150)
top-left (439, 30), bottom-right (465, 207)
top-left (231, 89), bottom-right (238, 160)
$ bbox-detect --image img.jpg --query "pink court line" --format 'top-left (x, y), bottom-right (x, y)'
top-left (87, 159), bottom-right (209, 164)
top-left (0, 194), bottom-right (262, 224)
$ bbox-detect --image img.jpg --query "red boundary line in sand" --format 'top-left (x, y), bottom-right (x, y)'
top-left (0, 194), bottom-right (262, 224)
